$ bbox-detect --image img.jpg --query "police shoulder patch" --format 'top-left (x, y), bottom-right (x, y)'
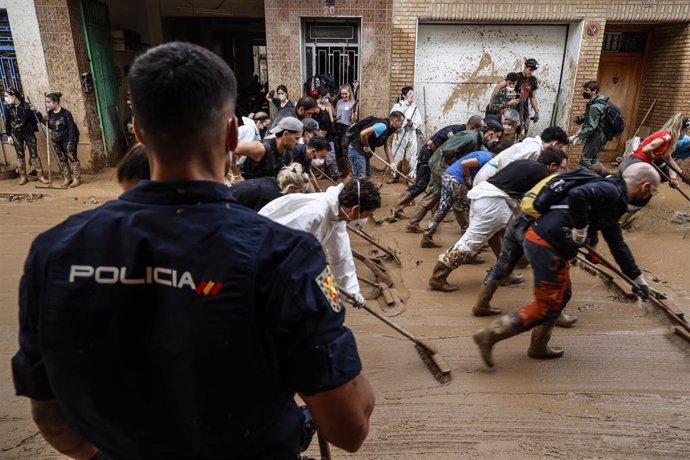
top-left (315, 265), bottom-right (342, 313)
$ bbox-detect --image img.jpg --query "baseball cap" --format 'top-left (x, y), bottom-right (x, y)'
top-left (525, 58), bottom-right (539, 70)
top-left (481, 119), bottom-right (504, 133)
top-left (300, 117), bottom-right (322, 136)
top-left (269, 116), bottom-right (304, 134)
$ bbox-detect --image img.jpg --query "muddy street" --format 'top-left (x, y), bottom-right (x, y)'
top-left (1, 170), bottom-right (689, 459)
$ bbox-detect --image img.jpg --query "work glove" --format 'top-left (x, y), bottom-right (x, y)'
top-left (633, 274), bottom-right (650, 300)
top-left (363, 146), bottom-right (372, 154)
top-left (531, 111), bottom-right (540, 123)
top-left (7, 136), bottom-right (13, 145)
top-left (669, 178), bottom-right (679, 189)
top-left (352, 292), bottom-right (366, 308)
top-left (269, 90), bottom-right (275, 98)
top-left (574, 114), bottom-right (585, 125)
top-left (585, 252), bottom-right (601, 265)
top-left (571, 226), bottom-right (588, 246)
top-left (568, 135), bottom-right (582, 145)
top-left (680, 171), bottom-right (690, 185)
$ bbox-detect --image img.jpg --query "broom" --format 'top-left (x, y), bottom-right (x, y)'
top-left (340, 290), bottom-right (451, 384)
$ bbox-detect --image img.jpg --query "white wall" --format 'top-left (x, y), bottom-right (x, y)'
top-left (555, 21), bottom-right (584, 129)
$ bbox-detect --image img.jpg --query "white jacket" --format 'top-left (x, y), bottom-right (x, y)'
top-left (258, 184), bottom-right (360, 297)
top-left (390, 100), bottom-right (422, 131)
top-left (473, 136), bottom-right (544, 186)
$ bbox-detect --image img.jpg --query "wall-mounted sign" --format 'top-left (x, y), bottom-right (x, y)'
top-left (584, 21), bottom-right (602, 41)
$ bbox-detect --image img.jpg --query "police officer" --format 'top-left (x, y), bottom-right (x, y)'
top-left (473, 162), bottom-right (660, 368)
top-left (12, 42), bottom-right (374, 460)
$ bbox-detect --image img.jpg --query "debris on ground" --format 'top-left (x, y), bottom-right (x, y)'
top-left (0, 192), bottom-right (45, 203)
top-left (670, 211), bottom-right (690, 224)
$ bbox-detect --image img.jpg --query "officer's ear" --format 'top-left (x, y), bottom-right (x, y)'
top-left (132, 117), bottom-right (144, 144)
top-left (225, 116), bottom-right (238, 153)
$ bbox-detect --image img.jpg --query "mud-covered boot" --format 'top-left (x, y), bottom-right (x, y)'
top-left (394, 190), bottom-right (415, 218)
top-left (69, 162), bottom-right (82, 188)
top-left (59, 161), bottom-right (72, 187)
top-left (405, 204), bottom-right (428, 233)
top-left (500, 272), bottom-right (525, 286)
top-left (33, 161), bottom-right (49, 184)
top-left (555, 311), bottom-right (579, 328)
top-left (421, 227), bottom-right (441, 248)
top-left (428, 261), bottom-right (458, 292)
top-left (472, 279), bottom-right (502, 316)
top-left (473, 315), bottom-right (522, 367)
top-left (17, 162), bottom-right (28, 185)
top-left (516, 255), bottom-right (530, 269)
top-left (527, 322), bottom-right (564, 359)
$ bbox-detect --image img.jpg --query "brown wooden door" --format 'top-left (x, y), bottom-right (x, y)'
top-left (597, 54), bottom-right (645, 158)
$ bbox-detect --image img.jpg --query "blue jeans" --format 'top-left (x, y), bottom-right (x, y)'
top-left (348, 145), bottom-right (371, 178)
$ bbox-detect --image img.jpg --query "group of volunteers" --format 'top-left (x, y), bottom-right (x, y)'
top-left (10, 41), bottom-right (690, 460)
top-left (3, 89), bottom-right (82, 187)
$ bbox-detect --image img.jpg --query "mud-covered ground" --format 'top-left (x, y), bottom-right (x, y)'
top-left (1, 169), bottom-right (689, 459)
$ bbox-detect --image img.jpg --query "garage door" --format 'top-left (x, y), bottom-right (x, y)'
top-left (415, 24), bottom-right (568, 138)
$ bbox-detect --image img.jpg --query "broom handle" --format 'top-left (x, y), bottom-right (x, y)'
top-left (340, 290), bottom-right (418, 343)
top-left (370, 151), bottom-right (414, 183)
top-left (631, 98), bottom-right (656, 140)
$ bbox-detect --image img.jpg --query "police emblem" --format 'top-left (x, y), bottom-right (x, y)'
top-left (316, 265), bottom-right (342, 313)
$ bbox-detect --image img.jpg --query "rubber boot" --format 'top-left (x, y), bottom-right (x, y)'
top-left (33, 161), bottom-right (49, 184)
top-left (555, 311), bottom-right (579, 328)
top-left (527, 322), bottom-right (564, 359)
top-left (394, 190), bottom-right (415, 218)
top-left (516, 255), bottom-right (530, 269)
top-left (500, 272), bottom-right (525, 286)
top-left (17, 162), bottom-right (28, 185)
top-left (421, 227), bottom-right (441, 248)
top-left (472, 279), bottom-right (502, 316)
top-left (473, 315), bottom-right (522, 368)
top-left (69, 162), bottom-right (82, 188)
top-left (59, 161), bottom-right (72, 187)
top-left (428, 261), bottom-right (458, 292)
top-left (405, 204), bottom-right (428, 233)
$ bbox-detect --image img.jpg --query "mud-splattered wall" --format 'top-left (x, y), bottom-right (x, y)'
top-left (264, 0), bottom-right (392, 119)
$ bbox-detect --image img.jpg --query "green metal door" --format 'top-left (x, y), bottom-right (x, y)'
top-left (80, 0), bottom-right (122, 161)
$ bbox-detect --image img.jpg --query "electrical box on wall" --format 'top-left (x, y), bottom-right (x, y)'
top-left (81, 72), bottom-right (94, 93)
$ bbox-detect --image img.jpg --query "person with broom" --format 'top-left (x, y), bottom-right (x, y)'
top-left (36, 92), bottom-right (82, 187)
top-left (12, 42), bottom-right (374, 460)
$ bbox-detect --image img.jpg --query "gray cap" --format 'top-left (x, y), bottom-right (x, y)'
top-left (301, 117), bottom-right (322, 136)
top-left (269, 116), bottom-right (304, 134)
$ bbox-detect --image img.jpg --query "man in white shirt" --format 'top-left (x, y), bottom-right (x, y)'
top-left (259, 180), bottom-right (382, 306)
top-left (389, 86), bottom-right (423, 182)
top-left (473, 126), bottom-right (569, 186)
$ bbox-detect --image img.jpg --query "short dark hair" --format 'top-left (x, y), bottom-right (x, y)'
top-left (541, 126), bottom-right (569, 145)
top-left (128, 42), bottom-right (237, 157)
top-left (117, 144), bottom-right (150, 184)
top-left (317, 85), bottom-right (330, 97)
top-left (5, 87), bottom-right (23, 101)
top-left (307, 136), bottom-right (330, 151)
top-left (339, 179), bottom-right (381, 211)
top-left (389, 110), bottom-right (405, 121)
top-left (506, 72), bottom-right (519, 82)
top-left (296, 96), bottom-right (317, 111)
top-left (276, 84), bottom-right (288, 94)
top-left (583, 81), bottom-right (600, 92)
top-left (467, 115), bottom-right (484, 129)
top-left (401, 86), bottom-right (414, 97)
top-left (492, 139), bottom-right (513, 154)
top-left (537, 146), bottom-right (568, 166)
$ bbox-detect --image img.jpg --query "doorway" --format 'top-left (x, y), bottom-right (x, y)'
top-left (597, 28), bottom-right (649, 157)
top-left (302, 18), bottom-right (361, 91)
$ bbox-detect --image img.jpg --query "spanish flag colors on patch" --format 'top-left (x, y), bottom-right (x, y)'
top-left (316, 265), bottom-right (342, 313)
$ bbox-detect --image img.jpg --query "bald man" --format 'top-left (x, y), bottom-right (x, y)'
top-left (473, 162), bottom-right (661, 369)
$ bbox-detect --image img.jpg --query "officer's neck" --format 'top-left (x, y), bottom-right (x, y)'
top-left (149, 153), bottom-right (226, 184)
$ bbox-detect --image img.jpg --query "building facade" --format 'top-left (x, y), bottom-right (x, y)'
top-left (1, 0), bottom-right (688, 172)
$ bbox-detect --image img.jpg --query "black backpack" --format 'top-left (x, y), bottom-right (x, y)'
top-left (533, 168), bottom-right (604, 215)
top-left (346, 116), bottom-right (383, 143)
top-left (304, 74), bottom-right (338, 98)
top-left (594, 98), bottom-right (625, 138)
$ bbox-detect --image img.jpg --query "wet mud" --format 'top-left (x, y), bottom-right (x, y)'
top-left (1, 170), bottom-right (689, 458)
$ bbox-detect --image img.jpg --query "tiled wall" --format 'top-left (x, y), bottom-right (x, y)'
top-left (264, 0), bottom-right (393, 118)
top-left (34, 0), bottom-right (106, 172)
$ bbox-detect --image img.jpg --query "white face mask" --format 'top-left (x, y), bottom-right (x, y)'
top-left (350, 217), bottom-right (368, 230)
top-left (5, 96), bottom-right (15, 105)
top-left (278, 95), bottom-right (287, 101)
top-left (311, 157), bottom-right (325, 167)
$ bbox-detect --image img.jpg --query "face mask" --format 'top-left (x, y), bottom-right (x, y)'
top-left (46, 102), bottom-right (56, 111)
top-left (507, 84), bottom-right (516, 90)
top-left (629, 194), bottom-right (651, 208)
top-left (350, 218), bottom-right (368, 230)
top-left (582, 92), bottom-right (592, 99)
top-left (278, 95), bottom-right (286, 101)
top-left (4, 96), bottom-right (15, 104)
top-left (322, 97), bottom-right (330, 104)
top-left (311, 157), bottom-right (325, 167)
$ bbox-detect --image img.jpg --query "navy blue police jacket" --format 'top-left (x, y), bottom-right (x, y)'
top-left (531, 175), bottom-right (642, 279)
top-left (12, 180), bottom-right (362, 460)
